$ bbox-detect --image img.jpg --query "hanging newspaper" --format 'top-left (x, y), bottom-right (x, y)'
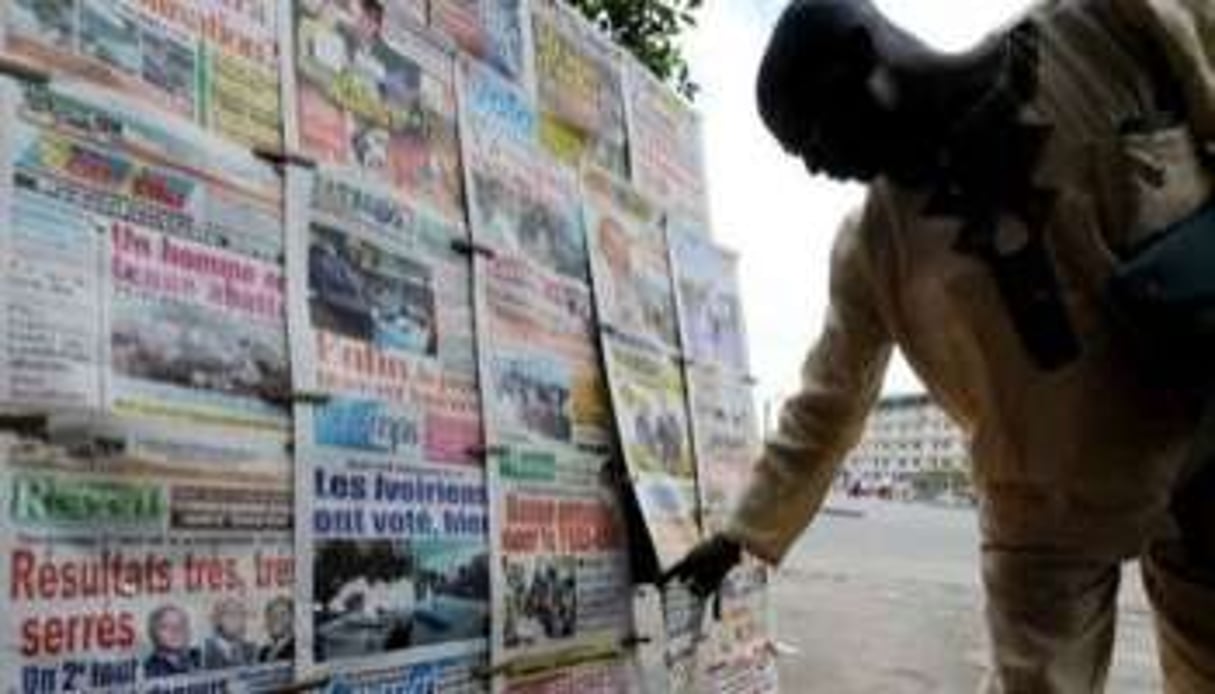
top-left (530, 0), bottom-right (628, 176)
top-left (0, 78), bottom-right (289, 431)
top-left (686, 370), bottom-right (759, 532)
top-left (459, 59), bottom-right (588, 284)
top-left (700, 562), bottom-right (778, 694)
top-left (584, 168), bottom-right (680, 354)
top-left (601, 335), bottom-right (699, 571)
top-left (0, 422), bottom-right (295, 693)
top-left (491, 448), bottom-right (632, 670)
top-left (293, 397), bottom-right (491, 682)
top-left (283, 0), bottom-right (465, 224)
top-left (285, 166), bottom-right (490, 679)
top-left (669, 232), bottom-right (750, 376)
top-left (431, 0), bottom-right (529, 82)
top-left (2, 0), bottom-right (282, 148)
top-left (504, 656), bottom-right (635, 693)
top-left (286, 167), bottom-right (482, 464)
top-left (479, 254), bottom-right (609, 453)
top-left (625, 61), bottom-right (710, 239)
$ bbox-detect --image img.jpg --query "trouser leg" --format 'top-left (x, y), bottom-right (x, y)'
top-left (980, 547), bottom-right (1121, 694)
top-left (1142, 542), bottom-right (1215, 694)
top-left (1143, 445), bottom-right (1215, 694)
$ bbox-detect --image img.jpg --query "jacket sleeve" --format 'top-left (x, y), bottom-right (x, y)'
top-left (725, 198), bottom-right (894, 564)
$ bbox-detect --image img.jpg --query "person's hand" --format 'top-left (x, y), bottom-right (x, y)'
top-left (661, 534), bottom-right (743, 598)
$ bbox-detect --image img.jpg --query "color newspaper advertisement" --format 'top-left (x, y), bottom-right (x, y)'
top-left (2, 0), bottom-right (283, 147)
top-left (284, 0), bottom-right (465, 223)
top-left (530, 0), bottom-right (628, 177)
top-left (669, 232), bottom-right (750, 376)
top-left (625, 60), bottom-right (710, 239)
top-left (583, 168), bottom-right (680, 354)
top-left (0, 422), bottom-right (295, 693)
top-left (459, 59), bottom-right (589, 284)
top-left (0, 78), bottom-right (290, 431)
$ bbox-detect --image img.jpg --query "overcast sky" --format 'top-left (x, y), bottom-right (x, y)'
top-left (685, 0), bottom-right (1036, 415)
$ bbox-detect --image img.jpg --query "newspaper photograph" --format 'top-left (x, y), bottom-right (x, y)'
top-left (602, 335), bottom-right (693, 481)
top-left (687, 369), bottom-right (760, 532)
top-left (625, 60), bottom-right (710, 238)
top-left (432, 0), bottom-right (528, 82)
top-left (287, 168), bottom-right (482, 466)
top-left (480, 253), bottom-right (611, 452)
top-left (2, 0), bottom-right (283, 147)
top-left (285, 0), bottom-right (465, 223)
top-left (459, 59), bottom-right (588, 283)
top-left (0, 78), bottom-right (289, 429)
top-left (489, 448), bottom-right (631, 669)
top-left (294, 398), bottom-right (490, 678)
top-left (530, 0), bottom-right (628, 176)
top-left (583, 168), bottom-right (680, 353)
top-left (0, 427), bottom-right (295, 693)
top-left (669, 232), bottom-right (750, 375)
top-left (601, 334), bottom-right (700, 570)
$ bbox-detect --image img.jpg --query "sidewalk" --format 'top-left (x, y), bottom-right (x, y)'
top-left (768, 499), bottom-right (1160, 692)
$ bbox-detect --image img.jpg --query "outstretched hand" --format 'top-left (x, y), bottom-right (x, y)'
top-left (661, 534), bottom-right (743, 598)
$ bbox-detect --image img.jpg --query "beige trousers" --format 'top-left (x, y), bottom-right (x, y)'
top-left (980, 541), bottom-right (1215, 693)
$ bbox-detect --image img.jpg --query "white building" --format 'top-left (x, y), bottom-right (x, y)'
top-left (840, 394), bottom-right (972, 501)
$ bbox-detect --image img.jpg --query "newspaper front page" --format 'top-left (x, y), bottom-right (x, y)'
top-left (2, 0), bottom-right (283, 148)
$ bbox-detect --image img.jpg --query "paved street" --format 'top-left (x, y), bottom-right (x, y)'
top-left (770, 498), bottom-right (1160, 693)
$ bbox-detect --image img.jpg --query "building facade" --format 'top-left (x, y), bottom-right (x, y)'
top-left (839, 394), bottom-right (973, 502)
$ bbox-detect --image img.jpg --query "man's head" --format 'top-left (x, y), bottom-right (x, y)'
top-left (211, 598), bottom-right (248, 641)
top-left (265, 597), bottom-right (293, 641)
top-left (757, 0), bottom-right (970, 183)
top-left (149, 604), bottom-right (191, 652)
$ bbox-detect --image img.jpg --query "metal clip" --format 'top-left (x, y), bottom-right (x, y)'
top-left (450, 237), bottom-right (496, 259)
top-left (291, 391), bottom-right (333, 405)
top-left (252, 146), bottom-right (318, 170)
top-left (465, 444), bottom-right (509, 459)
top-left (0, 55), bottom-right (50, 84)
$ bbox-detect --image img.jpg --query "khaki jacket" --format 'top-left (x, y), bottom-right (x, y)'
top-left (728, 0), bottom-right (1215, 564)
